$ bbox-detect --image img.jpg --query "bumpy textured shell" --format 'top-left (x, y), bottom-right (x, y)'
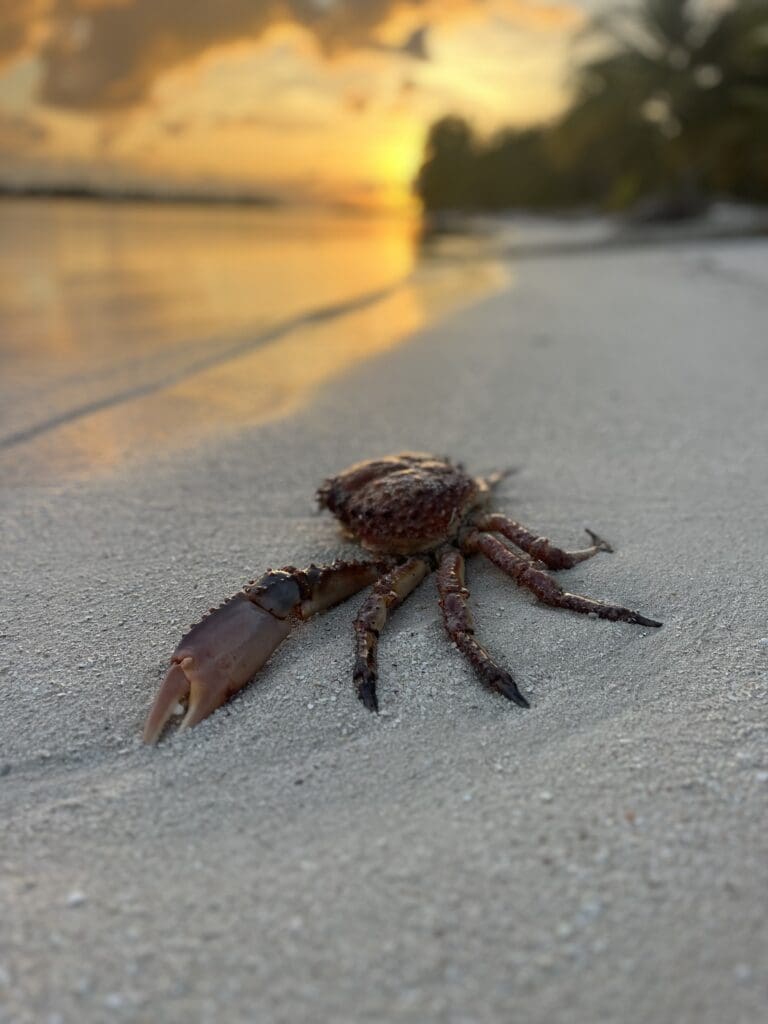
top-left (317, 452), bottom-right (482, 555)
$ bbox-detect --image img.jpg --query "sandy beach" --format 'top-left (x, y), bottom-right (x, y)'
top-left (2, 232), bottom-right (767, 1023)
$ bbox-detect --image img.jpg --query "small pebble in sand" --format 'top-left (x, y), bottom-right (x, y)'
top-left (65, 890), bottom-right (86, 907)
top-left (540, 791), bottom-right (554, 803)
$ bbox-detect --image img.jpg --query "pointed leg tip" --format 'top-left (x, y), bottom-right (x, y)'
top-left (636, 615), bottom-right (663, 628)
top-left (493, 671), bottom-right (530, 709)
top-left (354, 671), bottom-right (379, 713)
top-left (585, 528), bottom-right (613, 553)
top-left (501, 689), bottom-right (530, 709)
top-left (507, 689), bottom-right (530, 709)
top-left (486, 466), bottom-right (517, 488)
top-left (359, 689), bottom-right (379, 713)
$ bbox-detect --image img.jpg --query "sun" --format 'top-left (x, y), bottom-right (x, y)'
top-left (366, 122), bottom-right (425, 210)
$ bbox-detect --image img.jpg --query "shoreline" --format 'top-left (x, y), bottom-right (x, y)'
top-left (0, 201), bottom-right (505, 489)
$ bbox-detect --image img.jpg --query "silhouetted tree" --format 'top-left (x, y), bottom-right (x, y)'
top-left (567, 0), bottom-right (768, 205)
top-left (415, 0), bottom-right (768, 212)
top-left (415, 116), bottom-right (479, 211)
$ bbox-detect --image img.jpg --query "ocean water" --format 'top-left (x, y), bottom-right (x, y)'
top-left (0, 200), bottom-right (504, 484)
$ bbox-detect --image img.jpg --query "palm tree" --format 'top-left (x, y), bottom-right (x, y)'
top-left (559, 0), bottom-right (768, 207)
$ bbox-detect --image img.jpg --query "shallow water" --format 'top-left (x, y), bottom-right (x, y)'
top-left (0, 200), bottom-right (505, 484)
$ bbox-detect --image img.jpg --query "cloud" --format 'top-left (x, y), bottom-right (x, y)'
top-left (161, 118), bottom-right (187, 137)
top-left (212, 110), bottom-right (323, 132)
top-left (39, 1), bottom-right (281, 109)
top-left (37, 0), bottom-right (432, 110)
top-left (29, 0), bottom-right (579, 111)
top-left (0, 0), bottom-right (52, 66)
top-left (0, 108), bottom-right (48, 153)
top-left (159, 109), bottom-right (325, 138)
top-left (344, 92), bottom-right (371, 115)
top-left (366, 23), bottom-right (429, 60)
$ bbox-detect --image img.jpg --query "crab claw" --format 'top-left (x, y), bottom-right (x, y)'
top-left (143, 561), bottom-right (384, 744)
top-left (142, 662), bottom-right (190, 745)
top-left (143, 594), bottom-right (291, 744)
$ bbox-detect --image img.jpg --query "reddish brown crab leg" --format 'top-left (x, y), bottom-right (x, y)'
top-left (464, 530), bottom-right (662, 627)
top-left (473, 513), bottom-right (612, 570)
top-left (436, 547), bottom-right (529, 708)
top-left (143, 560), bottom-right (385, 744)
top-left (353, 556), bottom-right (431, 711)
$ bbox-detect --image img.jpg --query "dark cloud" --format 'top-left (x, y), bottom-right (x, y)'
top-left (0, 108), bottom-right (48, 148)
top-left (398, 24), bottom-right (428, 60)
top-left (344, 92), bottom-right (370, 114)
top-left (39, 1), bottom-right (277, 109)
top-left (36, 0), bottom-right (437, 110)
top-left (0, 1), bottom-right (578, 112)
top-left (162, 118), bottom-right (187, 137)
top-left (213, 110), bottom-right (323, 132)
top-left (365, 22), bottom-right (429, 59)
top-left (0, 0), bottom-right (50, 66)
top-left (160, 110), bottom-right (324, 137)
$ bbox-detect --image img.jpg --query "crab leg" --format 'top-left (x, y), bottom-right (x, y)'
top-left (473, 513), bottom-right (612, 570)
top-left (436, 547), bottom-right (529, 707)
top-left (353, 556), bottom-right (431, 711)
top-left (143, 560), bottom-right (386, 743)
top-left (464, 530), bottom-right (662, 627)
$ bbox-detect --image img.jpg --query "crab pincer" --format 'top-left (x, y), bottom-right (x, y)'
top-left (143, 561), bottom-right (384, 743)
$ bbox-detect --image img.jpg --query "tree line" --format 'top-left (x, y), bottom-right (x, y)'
top-left (416, 0), bottom-right (768, 213)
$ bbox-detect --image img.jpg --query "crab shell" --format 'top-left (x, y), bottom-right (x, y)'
top-left (316, 452), bottom-right (490, 555)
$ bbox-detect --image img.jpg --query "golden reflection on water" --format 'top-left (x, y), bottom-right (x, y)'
top-left (0, 200), bottom-right (506, 483)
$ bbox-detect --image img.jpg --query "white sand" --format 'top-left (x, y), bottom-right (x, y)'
top-left (2, 239), bottom-right (767, 1023)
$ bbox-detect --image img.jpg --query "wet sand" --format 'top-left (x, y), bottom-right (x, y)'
top-left (0, 200), bottom-right (504, 485)
top-left (2, 238), bottom-right (767, 1023)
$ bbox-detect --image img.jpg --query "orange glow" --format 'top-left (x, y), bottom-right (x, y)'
top-left (27, 256), bottom-right (504, 481)
top-left (0, 1), bottom-right (584, 206)
top-left (0, 199), bottom-right (508, 482)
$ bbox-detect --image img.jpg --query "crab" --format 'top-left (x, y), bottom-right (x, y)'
top-left (143, 452), bottom-right (662, 743)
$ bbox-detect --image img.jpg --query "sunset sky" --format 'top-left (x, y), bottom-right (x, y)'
top-left (1, 1), bottom-right (622, 207)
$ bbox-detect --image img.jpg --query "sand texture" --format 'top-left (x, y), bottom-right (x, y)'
top-left (2, 240), bottom-right (767, 1023)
